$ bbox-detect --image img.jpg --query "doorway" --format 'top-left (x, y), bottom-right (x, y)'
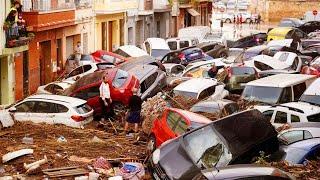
top-left (23, 51), bottom-right (29, 98)
top-left (108, 21), bottom-right (113, 51)
top-left (39, 41), bottom-right (51, 85)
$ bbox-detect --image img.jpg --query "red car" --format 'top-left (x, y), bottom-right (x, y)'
top-left (64, 68), bottom-right (139, 116)
top-left (301, 65), bottom-right (320, 77)
top-left (148, 108), bottom-right (212, 151)
top-left (91, 50), bottom-right (128, 65)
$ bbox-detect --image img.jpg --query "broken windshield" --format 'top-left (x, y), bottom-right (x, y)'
top-left (183, 125), bottom-right (232, 169)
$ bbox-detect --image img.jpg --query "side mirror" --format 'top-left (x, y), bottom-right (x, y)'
top-left (8, 107), bottom-right (17, 113)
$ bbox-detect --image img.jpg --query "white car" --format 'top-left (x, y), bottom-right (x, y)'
top-left (114, 45), bottom-right (148, 58)
top-left (256, 102), bottom-right (320, 128)
top-left (37, 81), bottom-right (73, 95)
top-left (242, 74), bottom-right (317, 104)
top-left (64, 62), bottom-right (114, 82)
top-left (0, 107), bottom-right (14, 130)
top-left (163, 63), bottom-right (185, 76)
top-left (6, 94), bottom-right (94, 128)
top-left (278, 123), bottom-right (320, 145)
top-left (173, 78), bottom-right (219, 100)
top-left (300, 78), bottom-right (320, 106)
top-left (142, 38), bottom-right (171, 60)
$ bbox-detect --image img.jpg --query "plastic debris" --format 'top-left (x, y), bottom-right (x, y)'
top-left (2, 149), bottom-right (34, 163)
top-left (57, 136), bottom-right (67, 143)
top-left (22, 137), bottom-right (33, 145)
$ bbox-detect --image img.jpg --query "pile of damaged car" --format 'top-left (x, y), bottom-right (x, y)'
top-left (2, 23), bottom-right (320, 180)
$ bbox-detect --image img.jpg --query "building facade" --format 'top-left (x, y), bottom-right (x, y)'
top-left (153, 0), bottom-right (172, 39)
top-left (1, 0), bottom-right (30, 105)
top-left (22, 0), bottom-right (95, 94)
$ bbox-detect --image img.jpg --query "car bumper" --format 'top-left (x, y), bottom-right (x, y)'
top-left (148, 158), bottom-right (170, 180)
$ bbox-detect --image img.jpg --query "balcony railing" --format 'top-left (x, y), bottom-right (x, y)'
top-left (179, 0), bottom-right (191, 5)
top-left (3, 25), bottom-right (32, 48)
top-left (22, 0), bottom-right (75, 12)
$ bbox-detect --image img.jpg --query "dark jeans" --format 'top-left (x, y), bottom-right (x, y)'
top-left (99, 97), bottom-right (110, 119)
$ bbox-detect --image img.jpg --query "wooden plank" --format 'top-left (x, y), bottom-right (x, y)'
top-left (45, 169), bottom-right (86, 175)
top-left (42, 166), bottom-right (79, 172)
top-left (48, 171), bottom-right (87, 178)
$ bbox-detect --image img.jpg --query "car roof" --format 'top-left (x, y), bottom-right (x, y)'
top-left (252, 55), bottom-right (289, 69)
top-left (174, 78), bottom-right (217, 93)
top-left (202, 165), bottom-right (280, 179)
top-left (145, 38), bottom-right (170, 50)
top-left (25, 94), bottom-right (86, 107)
top-left (127, 64), bottom-right (157, 80)
top-left (246, 74), bottom-right (316, 88)
top-left (170, 108), bottom-right (212, 124)
top-left (303, 78), bottom-right (320, 96)
top-left (185, 59), bottom-right (225, 71)
top-left (118, 45), bottom-right (148, 57)
top-left (281, 102), bottom-right (320, 115)
top-left (268, 27), bottom-right (294, 35)
top-left (166, 37), bottom-right (196, 41)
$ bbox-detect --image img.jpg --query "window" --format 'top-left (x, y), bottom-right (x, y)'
top-left (290, 57), bottom-right (299, 70)
top-left (75, 104), bottom-right (92, 114)
top-left (274, 111), bottom-right (287, 124)
top-left (15, 101), bottom-right (36, 112)
top-left (141, 72), bottom-right (158, 94)
top-left (293, 83), bottom-right (306, 101)
top-left (166, 111), bottom-right (181, 130)
top-left (171, 65), bottom-right (184, 75)
top-left (56, 104), bottom-right (69, 113)
top-left (307, 113), bottom-right (320, 122)
top-left (44, 84), bottom-right (63, 94)
top-left (198, 86), bottom-right (216, 100)
top-left (145, 42), bottom-right (151, 54)
top-left (201, 45), bottom-right (215, 52)
top-left (112, 69), bottom-right (129, 88)
top-left (35, 102), bottom-right (56, 113)
top-left (67, 65), bottom-right (92, 78)
top-left (254, 61), bottom-right (273, 71)
top-left (291, 114), bottom-right (300, 123)
top-left (277, 52), bottom-right (289, 62)
top-left (179, 41), bottom-right (190, 49)
top-left (168, 41), bottom-right (177, 50)
top-left (262, 110), bottom-right (274, 120)
top-left (174, 120), bottom-right (189, 135)
top-left (278, 87), bottom-right (292, 104)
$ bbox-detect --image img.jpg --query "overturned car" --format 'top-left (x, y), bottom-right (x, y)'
top-left (149, 109), bottom-right (279, 180)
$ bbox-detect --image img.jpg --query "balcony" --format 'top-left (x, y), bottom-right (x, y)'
top-left (74, 0), bottom-right (93, 9)
top-left (22, 0), bottom-right (75, 32)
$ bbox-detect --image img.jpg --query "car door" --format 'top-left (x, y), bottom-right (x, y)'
top-left (13, 101), bottom-right (36, 122)
top-left (51, 103), bottom-right (70, 126)
top-left (32, 101), bottom-right (55, 124)
top-left (157, 110), bottom-right (181, 145)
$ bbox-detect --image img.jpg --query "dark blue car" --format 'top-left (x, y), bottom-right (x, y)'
top-left (278, 138), bottom-right (320, 164)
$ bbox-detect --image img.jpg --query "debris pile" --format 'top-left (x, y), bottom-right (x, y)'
top-left (141, 93), bottom-right (167, 135)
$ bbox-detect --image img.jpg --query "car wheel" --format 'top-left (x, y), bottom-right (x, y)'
top-left (225, 19), bottom-right (232, 23)
top-left (147, 135), bottom-right (157, 152)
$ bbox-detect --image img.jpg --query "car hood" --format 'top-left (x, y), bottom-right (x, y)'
top-left (158, 138), bottom-right (200, 179)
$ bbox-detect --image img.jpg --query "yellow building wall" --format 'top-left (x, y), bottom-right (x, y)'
top-left (95, 13), bottom-right (124, 51)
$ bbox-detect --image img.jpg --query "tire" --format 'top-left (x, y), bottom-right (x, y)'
top-left (225, 19), bottom-right (232, 23)
top-left (147, 135), bottom-right (157, 152)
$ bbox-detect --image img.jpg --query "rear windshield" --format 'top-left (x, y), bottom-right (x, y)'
top-left (242, 86), bottom-right (287, 104)
top-left (112, 69), bottom-right (129, 88)
top-left (75, 104), bottom-right (92, 114)
top-left (151, 49), bottom-right (170, 59)
top-left (231, 67), bottom-right (255, 75)
top-left (300, 95), bottom-right (320, 106)
top-left (307, 113), bottom-right (320, 122)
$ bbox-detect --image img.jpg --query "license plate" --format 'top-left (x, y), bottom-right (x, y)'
top-left (153, 172), bottom-right (161, 180)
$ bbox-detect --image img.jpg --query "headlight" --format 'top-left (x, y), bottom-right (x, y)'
top-left (152, 149), bottom-right (161, 165)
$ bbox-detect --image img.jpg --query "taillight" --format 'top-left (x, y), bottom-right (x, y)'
top-left (71, 115), bottom-right (85, 122)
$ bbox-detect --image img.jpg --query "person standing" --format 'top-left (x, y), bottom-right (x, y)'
top-left (240, 14), bottom-right (243, 30)
top-left (257, 14), bottom-right (262, 29)
top-left (74, 41), bottom-right (83, 67)
top-left (99, 76), bottom-right (112, 121)
top-left (124, 88), bottom-right (142, 138)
